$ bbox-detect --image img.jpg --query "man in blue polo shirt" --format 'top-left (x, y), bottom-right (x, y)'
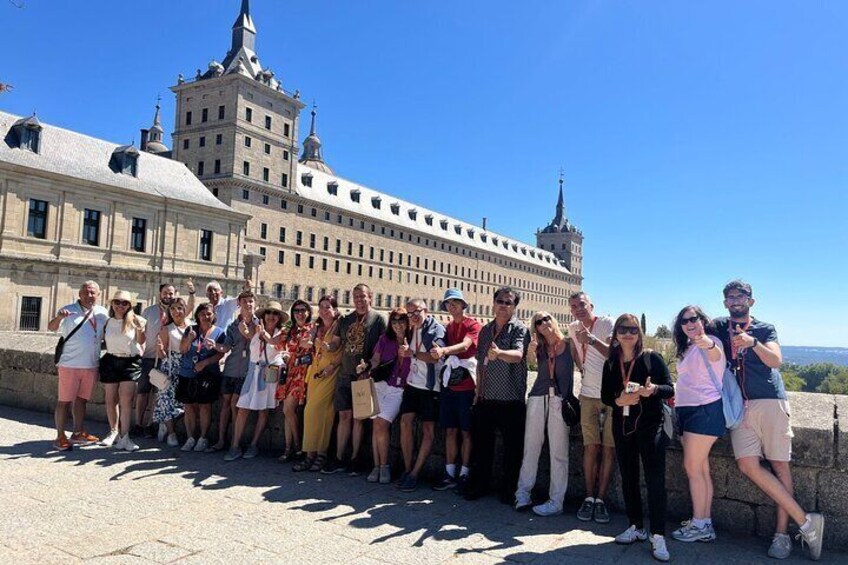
top-left (713, 280), bottom-right (824, 561)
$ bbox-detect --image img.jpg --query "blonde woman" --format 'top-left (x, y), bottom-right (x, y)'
top-left (99, 290), bottom-right (146, 451)
top-left (515, 312), bottom-right (576, 516)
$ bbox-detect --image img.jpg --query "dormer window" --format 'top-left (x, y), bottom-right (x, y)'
top-left (10, 116), bottom-right (42, 153)
top-left (440, 219), bottom-right (448, 230)
top-left (301, 172), bottom-right (313, 187)
top-left (481, 234), bottom-right (487, 243)
top-left (454, 224), bottom-right (462, 235)
top-left (492, 236), bottom-right (498, 245)
top-left (390, 202), bottom-right (400, 215)
top-left (408, 208), bottom-right (417, 220)
top-left (424, 214), bottom-right (433, 226)
top-left (502, 241), bottom-right (509, 249)
top-left (350, 189), bottom-right (361, 203)
top-left (327, 181), bottom-right (338, 196)
top-left (467, 228), bottom-right (475, 238)
top-left (371, 196), bottom-right (382, 209)
top-left (109, 145), bottom-right (139, 177)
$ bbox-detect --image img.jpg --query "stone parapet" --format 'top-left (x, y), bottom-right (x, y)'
top-left (1, 342), bottom-right (846, 550)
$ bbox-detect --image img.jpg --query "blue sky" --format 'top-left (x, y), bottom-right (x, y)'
top-left (3, 1), bottom-right (846, 347)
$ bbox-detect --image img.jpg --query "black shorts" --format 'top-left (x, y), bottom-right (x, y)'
top-left (99, 354), bottom-right (142, 384)
top-left (334, 374), bottom-right (353, 412)
top-left (440, 388), bottom-right (474, 431)
top-left (137, 357), bottom-right (156, 394)
top-left (400, 385), bottom-right (440, 423)
top-left (221, 375), bottom-right (245, 396)
top-left (175, 372), bottom-right (221, 404)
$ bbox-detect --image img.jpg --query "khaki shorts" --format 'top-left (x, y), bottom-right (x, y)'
top-left (580, 395), bottom-right (614, 448)
top-left (730, 399), bottom-right (793, 462)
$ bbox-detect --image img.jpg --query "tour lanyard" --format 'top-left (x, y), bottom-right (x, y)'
top-left (579, 317), bottom-right (597, 364)
top-left (411, 329), bottom-right (422, 374)
top-left (316, 319), bottom-right (337, 363)
top-left (547, 339), bottom-right (562, 398)
top-left (619, 356), bottom-right (637, 413)
top-left (729, 318), bottom-right (752, 403)
top-left (194, 326), bottom-right (214, 362)
top-left (619, 355), bottom-right (642, 435)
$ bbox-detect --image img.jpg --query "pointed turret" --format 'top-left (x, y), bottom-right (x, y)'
top-left (231, 0), bottom-right (256, 54)
top-left (144, 97), bottom-right (169, 154)
top-left (220, 0), bottom-right (262, 77)
top-left (542, 171), bottom-right (569, 233)
top-left (299, 102), bottom-right (333, 174)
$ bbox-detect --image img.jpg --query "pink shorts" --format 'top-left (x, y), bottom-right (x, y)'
top-left (57, 367), bottom-right (98, 402)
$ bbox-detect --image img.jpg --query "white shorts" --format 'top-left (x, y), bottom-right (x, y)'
top-left (371, 380), bottom-right (404, 423)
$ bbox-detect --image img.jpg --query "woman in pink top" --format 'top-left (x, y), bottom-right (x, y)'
top-left (671, 305), bottom-right (727, 543)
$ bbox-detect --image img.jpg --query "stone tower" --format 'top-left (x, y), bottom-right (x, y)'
top-left (536, 173), bottom-right (583, 280)
top-left (169, 0), bottom-right (305, 205)
top-left (299, 102), bottom-right (333, 174)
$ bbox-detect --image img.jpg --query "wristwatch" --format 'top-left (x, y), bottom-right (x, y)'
top-left (588, 335), bottom-right (597, 346)
top-left (751, 337), bottom-right (759, 349)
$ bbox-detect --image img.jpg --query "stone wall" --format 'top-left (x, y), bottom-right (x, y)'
top-left (1, 342), bottom-right (846, 550)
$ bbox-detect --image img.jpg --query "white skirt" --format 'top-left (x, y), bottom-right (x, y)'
top-left (236, 363), bottom-right (279, 411)
top-left (371, 380), bottom-right (404, 423)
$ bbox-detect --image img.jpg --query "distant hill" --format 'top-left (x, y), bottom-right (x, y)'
top-left (783, 346), bottom-right (848, 367)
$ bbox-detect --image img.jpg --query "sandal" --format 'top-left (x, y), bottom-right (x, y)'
top-left (310, 454), bottom-right (327, 472)
top-left (277, 448), bottom-right (294, 463)
top-left (293, 456), bottom-right (315, 472)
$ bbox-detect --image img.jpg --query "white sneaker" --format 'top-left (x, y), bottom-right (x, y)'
top-left (532, 500), bottom-right (563, 517)
top-left (113, 434), bottom-right (127, 450)
top-left (99, 429), bottom-right (119, 447)
top-left (797, 512), bottom-right (824, 561)
top-left (367, 467), bottom-right (380, 483)
top-left (181, 437), bottom-right (196, 452)
top-left (167, 433), bottom-right (179, 447)
top-left (157, 423), bottom-right (168, 442)
top-left (768, 533), bottom-right (792, 559)
top-left (121, 435), bottom-right (139, 452)
top-left (193, 437), bottom-right (209, 452)
top-left (615, 525), bottom-right (648, 545)
top-left (650, 534), bottom-right (670, 562)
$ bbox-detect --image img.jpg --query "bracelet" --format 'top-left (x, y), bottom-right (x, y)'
top-left (708, 341), bottom-right (716, 350)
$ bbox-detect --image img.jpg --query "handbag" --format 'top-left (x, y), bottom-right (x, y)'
top-left (370, 358), bottom-right (397, 383)
top-left (352, 377), bottom-right (381, 420)
top-left (54, 307), bottom-right (93, 365)
top-left (547, 344), bottom-right (581, 427)
top-left (699, 349), bottom-right (745, 430)
top-left (150, 365), bottom-right (170, 390)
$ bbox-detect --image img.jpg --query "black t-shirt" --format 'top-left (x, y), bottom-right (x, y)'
top-left (601, 350), bottom-right (673, 433)
top-left (337, 309), bottom-right (387, 377)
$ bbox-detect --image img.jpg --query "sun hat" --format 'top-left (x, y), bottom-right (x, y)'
top-left (110, 290), bottom-right (133, 303)
top-left (440, 288), bottom-right (468, 311)
top-left (260, 300), bottom-right (290, 323)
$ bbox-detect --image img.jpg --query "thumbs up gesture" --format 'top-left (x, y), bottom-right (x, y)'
top-left (731, 324), bottom-right (755, 350)
top-left (356, 358), bottom-right (369, 374)
top-left (187, 326), bottom-right (197, 342)
top-left (639, 376), bottom-right (657, 397)
top-left (693, 333), bottom-right (713, 350)
top-left (487, 342), bottom-right (501, 362)
top-left (430, 345), bottom-right (444, 360)
top-left (399, 336), bottom-right (412, 358)
top-left (185, 277), bottom-right (195, 295)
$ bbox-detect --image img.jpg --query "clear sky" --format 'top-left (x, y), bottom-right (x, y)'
top-left (2, 1), bottom-right (846, 347)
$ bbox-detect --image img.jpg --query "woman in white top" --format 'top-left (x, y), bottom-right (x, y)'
top-left (153, 297), bottom-right (189, 447)
top-left (223, 301), bottom-right (289, 461)
top-left (99, 290), bottom-right (146, 451)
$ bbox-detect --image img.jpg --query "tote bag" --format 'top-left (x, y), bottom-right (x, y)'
top-left (352, 377), bottom-right (381, 420)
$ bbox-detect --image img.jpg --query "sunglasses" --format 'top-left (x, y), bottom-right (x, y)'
top-left (495, 299), bottom-right (514, 306)
top-left (112, 300), bottom-right (130, 307)
top-left (681, 315), bottom-right (701, 325)
top-left (292, 308), bottom-right (309, 314)
top-left (407, 308), bottom-right (424, 317)
top-left (534, 315), bottom-right (552, 327)
top-left (390, 317), bottom-right (407, 323)
top-left (616, 326), bottom-right (640, 336)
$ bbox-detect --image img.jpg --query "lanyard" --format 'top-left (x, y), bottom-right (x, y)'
top-left (195, 326), bottom-right (214, 355)
top-left (729, 318), bottom-right (751, 362)
top-left (579, 317), bottom-right (597, 364)
top-left (619, 356), bottom-right (637, 388)
top-left (547, 339), bottom-right (562, 397)
top-left (729, 319), bottom-right (751, 403)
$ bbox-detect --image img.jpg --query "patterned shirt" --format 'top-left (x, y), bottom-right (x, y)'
top-left (475, 317), bottom-right (530, 402)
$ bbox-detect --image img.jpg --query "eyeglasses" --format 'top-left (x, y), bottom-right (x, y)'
top-left (495, 299), bottom-right (515, 306)
top-left (112, 300), bottom-right (130, 307)
top-left (725, 294), bottom-right (750, 303)
top-left (407, 308), bottom-right (424, 317)
top-left (680, 315), bottom-right (701, 325)
top-left (293, 308), bottom-right (309, 314)
top-left (534, 315), bottom-right (552, 327)
top-left (616, 326), bottom-right (640, 336)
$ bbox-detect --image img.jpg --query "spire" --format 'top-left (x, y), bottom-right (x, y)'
top-left (299, 102), bottom-right (333, 174)
top-left (230, 0), bottom-right (256, 56)
top-left (145, 95), bottom-right (169, 154)
top-left (551, 169), bottom-right (566, 228)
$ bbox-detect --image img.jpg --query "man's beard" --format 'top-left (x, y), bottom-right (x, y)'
top-left (729, 305), bottom-right (750, 320)
top-left (161, 297), bottom-right (175, 307)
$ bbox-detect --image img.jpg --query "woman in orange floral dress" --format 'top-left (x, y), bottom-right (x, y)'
top-left (277, 299), bottom-right (314, 461)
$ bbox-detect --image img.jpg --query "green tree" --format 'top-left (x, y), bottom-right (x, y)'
top-left (816, 366), bottom-right (848, 395)
top-left (641, 313), bottom-right (647, 334)
top-left (655, 325), bottom-right (671, 339)
top-left (780, 364), bottom-right (806, 392)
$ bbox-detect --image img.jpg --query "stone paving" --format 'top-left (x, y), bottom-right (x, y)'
top-left (0, 405), bottom-right (842, 565)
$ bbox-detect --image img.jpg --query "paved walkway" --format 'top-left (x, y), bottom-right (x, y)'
top-left (0, 405), bottom-right (841, 564)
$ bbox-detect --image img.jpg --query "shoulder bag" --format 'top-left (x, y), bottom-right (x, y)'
top-left (548, 344), bottom-right (581, 427)
top-left (54, 308), bottom-right (93, 365)
top-left (699, 348), bottom-right (744, 430)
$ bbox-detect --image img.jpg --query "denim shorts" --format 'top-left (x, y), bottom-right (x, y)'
top-left (676, 399), bottom-right (726, 437)
top-left (440, 388), bottom-right (474, 431)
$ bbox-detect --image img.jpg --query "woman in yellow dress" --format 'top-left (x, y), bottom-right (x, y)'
top-left (293, 295), bottom-right (342, 472)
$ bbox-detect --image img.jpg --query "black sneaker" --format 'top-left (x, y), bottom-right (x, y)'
top-left (432, 472), bottom-right (457, 491)
top-left (143, 424), bottom-right (158, 439)
top-left (128, 425), bottom-right (145, 438)
top-left (593, 500), bottom-right (611, 524)
top-left (454, 474), bottom-right (470, 496)
top-left (345, 458), bottom-right (361, 476)
top-left (320, 458), bottom-right (345, 475)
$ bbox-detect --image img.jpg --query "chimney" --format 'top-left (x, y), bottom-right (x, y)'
top-left (139, 129), bottom-right (149, 151)
top-left (482, 217), bottom-right (488, 231)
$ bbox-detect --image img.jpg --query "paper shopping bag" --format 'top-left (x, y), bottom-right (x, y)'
top-left (352, 377), bottom-right (380, 420)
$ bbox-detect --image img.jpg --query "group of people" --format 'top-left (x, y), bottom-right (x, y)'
top-left (49, 278), bottom-right (824, 562)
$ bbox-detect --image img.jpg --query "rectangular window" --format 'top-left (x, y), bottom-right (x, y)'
top-left (309, 233), bottom-right (316, 249)
top-left (265, 115), bottom-right (272, 130)
top-left (197, 161), bottom-right (204, 176)
top-left (308, 256), bottom-right (315, 269)
top-left (244, 136), bottom-right (252, 147)
top-left (278, 250), bottom-right (284, 264)
top-left (334, 260), bottom-right (340, 273)
top-left (246, 107), bottom-right (253, 122)
top-left (185, 111), bottom-right (192, 125)
top-left (358, 264), bottom-right (363, 276)
top-left (259, 246), bottom-right (266, 257)
top-left (279, 227), bottom-right (286, 242)
top-left (358, 244), bottom-right (364, 258)
top-left (281, 173), bottom-right (288, 187)
top-left (323, 237), bottom-right (329, 251)
top-left (183, 139), bottom-right (189, 150)
top-left (322, 258), bottom-right (328, 271)
top-left (274, 283), bottom-right (283, 298)
top-left (19, 296), bottom-right (42, 331)
top-left (283, 150), bottom-right (289, 161)
top-left (283, 123), bottom-right (290, 137)
top-left (296, 231), bottom-right (303, 245)
top-left (344, 290), bottom-right (351, 305)
top-left (346, 262), bottom-right (352, 274)
top-left (292, 285), bottom-right (300, 299)
top-left (201, 108), bottom-right (208, 122)
top-left (27, 199), bottom-right (48, 239)
top-left (82, 209), bottom-right (100, 246)
top-left (264, 143), bottom-right (271, 154)
top-left (376, 294), bottom-right (383, 308)
top-left (262, 194), bottom-right (269, 205)
top-left (214, 159), bottom-right (221, 174)
top-left (216, 134), bottom-right (223, 145)
top-left (306, 287), bottom-right (314, 302)
top-left (347, 242), bottom-right (353, 255)
top-left (280, 199), bottom-right (287, 209)
top-left (131, 217), bottom-right (146, 252)
top-left (218, 105), bottom-right (225, 119)
top-left (243, 161), bottom-right (250, 175)
top-left (295, 253), bottom-right (302, 267)
top-left (200, 229), bottom-right (213, 261)
top-left (242, 189), bottom-right (249, 200)
top-left (263, 167), bottom-right (270, 182)
top-left (260, 223), bottom-right (267, 239)
top-left (335, 239), bottom-right (341, 253)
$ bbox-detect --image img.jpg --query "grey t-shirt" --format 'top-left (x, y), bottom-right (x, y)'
top-left (222, 316), bottom-right (258, 379)
top-left (529, 343), bottom-right (575, 397)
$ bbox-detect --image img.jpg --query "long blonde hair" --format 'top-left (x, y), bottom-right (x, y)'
top-left (530, 311), bottom-right (565, 356)
top-left (109, 302), bottom-right (137, 334)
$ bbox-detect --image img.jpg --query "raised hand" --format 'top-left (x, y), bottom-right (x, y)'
top-left (692, 333), bottom-right (713, 350)
top-left (574, 324), bottom-right (590, 345)
top-left (487, 342), bottom-right (501, 362)
top-left (731, 324), bottom-right (755, 350)
top-left (639, 376), bottom-right (657, 397)
top-left (399, 337), bottom-right (412, 358)
top-left (185, 277), bottom-right (195, 294)
top-left (356, 358), bottom-right (368, 374)
top-left (430, 345), bottom-right (444, 360)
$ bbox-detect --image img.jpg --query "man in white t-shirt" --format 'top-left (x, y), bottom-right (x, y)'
top-left (186, 278), bottom-right (251, 329)
top-left (46, 280), bottom-right (110, 451)
top-left (568, 291), bottom-right (615, 524)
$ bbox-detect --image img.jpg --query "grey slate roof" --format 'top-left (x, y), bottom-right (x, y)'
top-left (0, 111), bottom-right (238, 214)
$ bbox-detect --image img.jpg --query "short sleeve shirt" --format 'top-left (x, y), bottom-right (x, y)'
top-left (568, 316), bottom-right (614, 399)
top-left (179, 325), bottom-right (226, 378)
top-left (675, 336), bottom-right (727, 407)
top-left (446, 316), bottom-right (481, 392)
top-left (56, 302), bottom-right (110, 369)
top-left (338, 309), bottom-right (387, 377)
top-left (222, 316), bottom-right (258, 379)
top-left (141, 304), bottom-right (169, 358)
top-left (213, 298), bottom-right (239, 329)
top-left (712, 317), bottom-right (785, 400)
top-left (475, 317), bottom-right (530, 402)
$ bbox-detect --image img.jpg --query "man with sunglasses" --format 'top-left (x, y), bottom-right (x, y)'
top-left (397, 299), bottom-right (446, 492)
top-left (568, 291), bottom-right (615, 524)
top-left (47, 280), bottom-right (110, 451)
top-left (712, 280), bottom-right (824, 560)
top-left (465, 287), bottom-right (530, 504)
